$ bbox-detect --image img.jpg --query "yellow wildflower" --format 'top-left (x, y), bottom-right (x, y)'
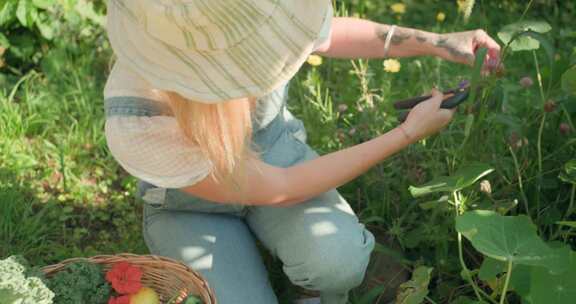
top-left (307, 54), bottom-right (323, 66)
top-left (436, 12), bottom-right (446, 22)
top-left (390, 3), bottom-right (406, 14)
top-left (383, 59), bottom-right (401, 73)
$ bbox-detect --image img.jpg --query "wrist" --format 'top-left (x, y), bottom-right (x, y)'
top-left (411, 30), bottom-right (442, 57)
top-left (397, 124), bottom-right (417, 144)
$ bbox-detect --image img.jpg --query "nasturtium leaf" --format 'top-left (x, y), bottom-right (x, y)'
top-left (409, 162), bottom-right (494, 197)
top-left (508, 264), bottom-right (533, 299)
top-left (455, 210), bottom-right (569, 273)
top-left (562, 67), bottom-right (576, 95)
top-left (498, 20), bottom-right (551, 51)
top-left (478, 257), bottom-right (505, 281)
top-left (559, 160), bottom-right (576, 184)
top-left (395, 266), bottom-right (433, 304)
top-left (530, 251), bottom-right (576, 304)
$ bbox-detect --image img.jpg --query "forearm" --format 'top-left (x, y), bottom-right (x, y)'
top-left (279, 126), bottom-right (413, 205)
top-left (316, 17), bottom-right (441, 59)
top-left (181, 126), bottom-right (414, 206)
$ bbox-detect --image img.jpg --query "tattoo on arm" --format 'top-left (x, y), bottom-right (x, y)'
top-left (434, 38), bottom-right (474, 62)
top-left (376, 25), bottom-right (431, 47)
top-left (376, 26), bottom-right (411, 46)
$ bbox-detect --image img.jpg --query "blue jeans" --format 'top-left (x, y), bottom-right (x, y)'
top-left (106, 97), bottom-right (375, 304)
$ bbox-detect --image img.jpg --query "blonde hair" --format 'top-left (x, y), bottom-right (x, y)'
top-left (166, 92), bottom-right (256, 185)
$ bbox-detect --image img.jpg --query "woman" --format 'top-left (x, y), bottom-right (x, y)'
top-left (104, 1), bottom-right (500, 303)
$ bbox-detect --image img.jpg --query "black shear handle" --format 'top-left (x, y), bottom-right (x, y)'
top-left (397, 89), bottom-right (470, 122)
top-left (393, 88), bottom-right (459, 110)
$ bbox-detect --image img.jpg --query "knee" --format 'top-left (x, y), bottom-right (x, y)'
top-left (285, 227), bottom-right (375, 292)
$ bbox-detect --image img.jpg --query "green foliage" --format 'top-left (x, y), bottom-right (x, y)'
top-left (0, 256), bottom-right (54, 304)
top-left (562, 66), bottom-right (576, 95)
top-left (530, 251), bottom-right (576, 304)
top-left (395, 266), bottom-right (433, 304)
top-left (559, 160), bottom-right (576, 184)
top-left (456, 211), bottom-right (568, 271)
top-left (0, 0), bottom-right (105, 73)
top-left (0, 1), bottom-right (574, 304)
top-left (408, 163), bottom-right (494, 197)
top-left (48, 261), bottom-right (111, 304)
top-left (0, 186), bottom-right (59, 262)
top-left (498, 21), bottom-right (552, 51)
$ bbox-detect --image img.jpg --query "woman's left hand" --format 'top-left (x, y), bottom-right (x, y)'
top-left (433, 29), bottom-right (501, 72)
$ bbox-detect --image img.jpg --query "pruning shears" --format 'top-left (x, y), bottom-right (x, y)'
top-left (394, 82), bottom-right (471, 122)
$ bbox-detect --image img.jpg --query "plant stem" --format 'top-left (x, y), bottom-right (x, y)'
top-left (508, 146), bottom-right (530, 217)
top-left (565, 184), bottom-right (576, 218)
top-left (425, 296), bottom-right (439, 304)
top-left (533, 51), bottom-right (546, 222)
top-left (520, 0), bottom-right (534, 21)
top-left (499, 261), bottom-right (513, 304)
top-left (453, 192), bottom-right (484, 303)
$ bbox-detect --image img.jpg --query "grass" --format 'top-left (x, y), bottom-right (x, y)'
top-left (1, 0), bottom-right (575, 303)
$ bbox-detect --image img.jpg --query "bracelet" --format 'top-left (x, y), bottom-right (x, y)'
top-left (383, 25), bottom-right (396, 58)
top-left (398, 124), bottom-right (414, 143)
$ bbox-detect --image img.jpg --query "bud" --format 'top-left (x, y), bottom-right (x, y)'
top-left (337, 104), bottom-right (348, 113)
top-left (480, 180), bottom-right (492, 195)
top-left (544, 100), bottom-right (556, 113)
top-left (519, 76), bottom-right (533, 88)
top-left (560, 123), bottom-right (572, 135)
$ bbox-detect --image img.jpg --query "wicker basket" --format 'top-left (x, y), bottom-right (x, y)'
top-left (42, 253), bottom-right (217, 304)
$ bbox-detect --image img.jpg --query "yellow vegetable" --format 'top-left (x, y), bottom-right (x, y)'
top-left (130, 287), bottom-right (160, 304)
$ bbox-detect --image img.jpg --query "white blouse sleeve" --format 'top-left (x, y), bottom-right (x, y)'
top-left (105, 115), bottom-right (212, 188)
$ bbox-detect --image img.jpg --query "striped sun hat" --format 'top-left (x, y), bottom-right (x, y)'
top-left (106, 0), bottom-right (332, 103)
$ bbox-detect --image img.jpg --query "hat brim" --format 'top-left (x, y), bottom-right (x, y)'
top-left (107, 1), bottom-right (331, 103)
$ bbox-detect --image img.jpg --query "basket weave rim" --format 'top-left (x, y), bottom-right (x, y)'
top-left (42, 253), bottom-right (217, 304)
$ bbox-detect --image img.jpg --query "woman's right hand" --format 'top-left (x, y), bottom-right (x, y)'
top-left (400, 88), bottom-right (455, 142)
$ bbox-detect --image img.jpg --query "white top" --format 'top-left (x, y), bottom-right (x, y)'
top-left (104, 8), bottom-right (332, 188)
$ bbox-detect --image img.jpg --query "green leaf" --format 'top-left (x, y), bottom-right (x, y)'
top-left (35, 17), bottom-right (54, 40)
top-left (562, 67), bottom-right (576, 95)
top-left (508, 264), bottom-right (533, 299)
top-left (478, 257), bottom-right (505, 281)
top-left (31, 0), bottom-right (55, 10)
top-left (530, 251), bottom-right (576, 304)
top-left (455, 210), bottom-right (569, 272)
top-left (16, 0), bottom-right (37, 28)
top-left (559, 160), bottom-right (576, 184)
top-left (395, 266), bottom-right (433, 304)
top-left (468, 47), bottom-right (487, 104)
top-left (0, 0), bottom-right (18, 26)
top-left (498, 20), bottom-right (552, 51)
top-left (409, 162), bottom-right (494, 197)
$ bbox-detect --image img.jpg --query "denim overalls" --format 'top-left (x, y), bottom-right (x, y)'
top-left (104, 82), bottom-right (375, 304)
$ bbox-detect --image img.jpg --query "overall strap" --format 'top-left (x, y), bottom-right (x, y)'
top-left (105, 96), bottom-right (173, 117)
